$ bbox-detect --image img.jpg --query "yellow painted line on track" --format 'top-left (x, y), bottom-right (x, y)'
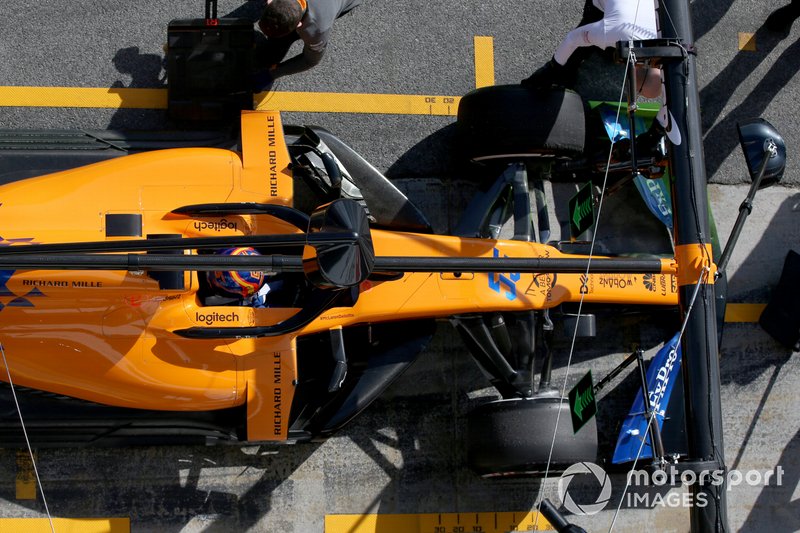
top-left (0, 35), bottom-right (494, 114)
top-left (256, 91), bottom-right (460, 116)
top-left (0, 518), bottom-right (129, 532)
top-left (0, 86), bottom-right (167, 109)
top-left (474, 36), bottom-right (495, 88)
top-left (0, 86), bottom-right (460, 116)
top-left (724, 303), bottom-right (766, 323)
top-left (15, 450), bottom-right (36, 500)
top-left (325, 511), bottom-right (552, 532)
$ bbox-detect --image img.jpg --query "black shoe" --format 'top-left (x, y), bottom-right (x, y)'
top-left (521, 58), bottom-right (575, 90)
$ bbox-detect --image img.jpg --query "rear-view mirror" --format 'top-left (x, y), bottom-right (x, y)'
top-left (737, 118), bottom-right (786, 189)
top-left (304, 199), bottom-right (375, 289)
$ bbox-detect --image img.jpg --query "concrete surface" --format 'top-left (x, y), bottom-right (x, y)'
top-left (0, 0), bottom-right (799, 532)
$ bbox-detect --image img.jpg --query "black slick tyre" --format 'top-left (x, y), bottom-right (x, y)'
top-left (466, 396), bottom-right (598, 476)
top-left (456, 85), bottom-right (587, 163)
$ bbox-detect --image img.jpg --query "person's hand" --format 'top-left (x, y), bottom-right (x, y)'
top-left (252, 69), bottom-right (274, 93)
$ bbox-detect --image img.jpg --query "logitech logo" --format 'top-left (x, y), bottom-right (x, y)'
top-left (193, 219), bottom-right (238, 232)
top-left (195, 311), bottom-right (239, 325)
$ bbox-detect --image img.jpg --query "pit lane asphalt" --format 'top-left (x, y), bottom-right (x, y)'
top-left (1, 1), bottom-right (799, 532)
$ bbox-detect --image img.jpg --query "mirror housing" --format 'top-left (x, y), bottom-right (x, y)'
top-left (303, 199), bottom-right (374, 289)
top-left (737, 118), bottom-right (786, 189)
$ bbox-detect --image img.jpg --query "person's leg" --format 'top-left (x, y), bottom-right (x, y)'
top-left (578, 0), bottom-right (604, 26)
top-left (636, 66), bottom-right (662, 99)
top-left (561, 0), bottom-right (605, 71)
top-left (521, 0), bottom-right (604, 89)
top-left (553, 19), bottom-right (607, 65)
top-left (520, 18), bottom-right (607, 89)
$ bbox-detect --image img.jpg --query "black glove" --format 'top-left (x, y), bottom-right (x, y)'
top-left (521, 57), bottom-right (575, 89)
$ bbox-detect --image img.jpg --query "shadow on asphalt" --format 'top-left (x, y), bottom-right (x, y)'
top-left (701, 18), bottom-right (800, 180)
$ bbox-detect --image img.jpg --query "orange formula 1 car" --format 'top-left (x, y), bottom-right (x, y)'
top-left (0, 90), bottom-right (780, 475)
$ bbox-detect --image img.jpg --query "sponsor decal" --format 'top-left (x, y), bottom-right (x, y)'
top-left (21, 279), bottom-right (102, 288)
top-left (613, 334), bottom-right (682, 463)
top-left (526, 272), bottom-right (558, 302)
top-left (195, 311), bottom-right (239, 325)
top-left (598, 274), bottom-right (637, 290)
top-left (488, 248), bottom-right (520, 301)
top-left (319, 313), bottom-right (355, 321)
top-left (649, 345), bottom-right (679, 415)
top-left (192, 219), bottom-right (238, 232)
top-left (579, 274), bottom-right (592, 294)
top-left (273, 351), bottom-right (282, 436)
top-left (644, 274), bottom-right (675, 296)
top-left (267, 115), bottom-right (280, 197)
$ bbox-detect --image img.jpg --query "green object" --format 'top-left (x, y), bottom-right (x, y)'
top-left (569, 371), bottom-right (597, 434)
top-left (569, 182), bottom-right (594, 238)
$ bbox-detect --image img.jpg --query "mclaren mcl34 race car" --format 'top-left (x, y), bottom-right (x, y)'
top-left (0, 86), bottom-right (784, 476)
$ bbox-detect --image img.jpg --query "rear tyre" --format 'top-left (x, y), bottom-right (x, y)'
top-left (466, 396), bottom-right (598, 476)
top-left (456, 85), bottom-right (587, 163)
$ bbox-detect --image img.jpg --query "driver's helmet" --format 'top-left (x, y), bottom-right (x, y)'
top-left (207, 247), bottom-right (266, 298)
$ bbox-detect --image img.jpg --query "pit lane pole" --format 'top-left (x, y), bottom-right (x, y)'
top-left (660, 0), bottom-right (729, 531)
